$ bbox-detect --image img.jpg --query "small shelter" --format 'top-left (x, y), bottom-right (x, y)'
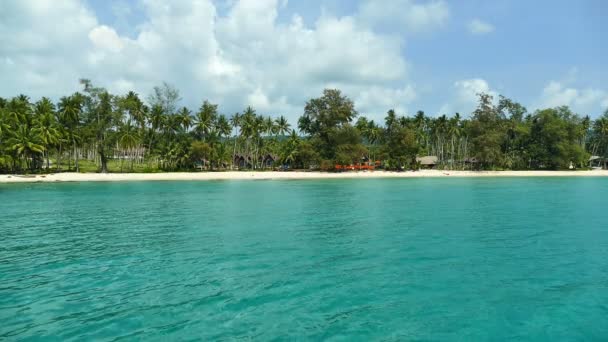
top-left (416, 156), bottom-right (438, 169)
top-left (589, 156), bottom-right (606, 169)
top-left (262, 154), bottom-right (277, 168)
top-left (233, 155), bottom-right (251, 169)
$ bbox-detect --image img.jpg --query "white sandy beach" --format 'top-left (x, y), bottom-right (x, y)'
top-left (1, 170), bottom-right (608, 183)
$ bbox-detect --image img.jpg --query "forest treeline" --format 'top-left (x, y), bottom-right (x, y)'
top-left (1, 80), bottom-right (607, 173)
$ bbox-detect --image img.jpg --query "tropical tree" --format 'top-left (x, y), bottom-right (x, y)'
top-left (177, 107), bottom-right (193, 132)
top-left (229, 112), bottom-right (241, 169)
top-left (58, 93), bottom-right (83, 171)
top-left (275, 115), bottom-right (291, 136)
top-left (118, 120), bottom-right (140, 171)
top-left (195, 100), bottom-right (218, 141)
top-left (33, 98), bottom-right (61, 170)
top-left (299, 89), bottom-right (358, 160)
top-left (6, 125), bottom-right (44, 170)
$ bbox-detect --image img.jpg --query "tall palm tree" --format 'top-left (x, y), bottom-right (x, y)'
top-left (280, 130), bottom-right (300, 166)
top-left (229, 112), bottom-right (241, 169)
top-left (33, 98), bottom-right (60, 170)
top-left (385, 109), bottom-right (397, 134)
top-left (367, 120), bottom-right (381, 163)
top-left (298, 115), bottom-right (312, 135)
top-left (0, 104), bottom-right (10, 140)
top-left (240, 107), bottom-right (257, 168)
top-left (264, 116), bottom-right (275, 137)
top-left (119, 120), bottom-right (140, 171)
top-left (148, 104), bottom-right (164, 155)
top-left (177, 107), bottom-right (193, 132)
top-left (593, 114), bottom-right (608, 167)
top-left (7, 95), bottom-right (32, 127)
top-left (275, 115), bottom-right (291, 136)
top-left (58, 94), bottom-right (83, 172)
top-left (7, 125), bottom-right (44, 170)
top-left (195, 100), bottom-right (218, 141)
top-left (124, 91), bottom-right (147, 127)
top-left (216, 115), bottom-right (231, 139)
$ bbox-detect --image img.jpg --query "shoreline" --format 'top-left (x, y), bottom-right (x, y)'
top-left (1, 170), bottom-right (608, 183)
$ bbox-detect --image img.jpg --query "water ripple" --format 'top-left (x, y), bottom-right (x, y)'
top-left (1, 178), bottom-right (608, 340)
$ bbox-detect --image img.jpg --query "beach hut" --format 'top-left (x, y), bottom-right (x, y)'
top-left (233, 155), bottom-right (250, 169)
top-left (416, 156), bottom-right (438, 169)
top-left (261, 154), bottom-right (277, 168)
top-left (589, 156), bottom-right (606, 169)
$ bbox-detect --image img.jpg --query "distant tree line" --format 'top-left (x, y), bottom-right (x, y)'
top-left (1, 80), bottom-right (607, 173)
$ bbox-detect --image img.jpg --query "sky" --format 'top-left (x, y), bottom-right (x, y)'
top-left (1, 0), bottom-right (607, 123)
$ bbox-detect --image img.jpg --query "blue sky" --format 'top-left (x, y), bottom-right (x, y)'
top-left (2, 0), bottom-right (607, 122)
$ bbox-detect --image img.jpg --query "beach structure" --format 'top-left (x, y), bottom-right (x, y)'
top-left (416, 156), bottom-right (438, 169)
top-left (262, 154), bottom-right (277, 168)
top-left (233, 154), bottom-right (278, 169)
top-left (589, 156), bottom-right (606, 169)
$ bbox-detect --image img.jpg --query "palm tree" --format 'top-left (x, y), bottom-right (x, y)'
top-left (366, 120), bottom-right (381, 164)
top-left (447, 113), bottom-right (461, 169)
top-left (0, 104), bottom-right (10, 140)
top-left (7, 125), bottom-right (44, 170)
top-left (216, 115), bottom-right (231, 139)
top-left (298, 115), bottom-right (312, 135)
top-left (148, 104), bottom-right (164, 156)
top-left (229, 112), bottom-right (241, 169)
top-left (275, 115), bottom-right (291, 136)
top-left (240, 107), bottom-right (257, 168)
top-left (6, 95), bottom-right (32, 127)
top-left (119, 120), bottom-right (140, 171)
top-left (177, 107), bottom-right (193, 132)
top-left (280, 130), bottom-right (300, 167)
top-left (33, 98), bottom-right (60, 170)
top-left (264, 116), bottom-right (275, 137)
top-left (58, 94), bottom-right (83, 172)
top-left (593, 114), bottom-right (608, 168)
top-left (195, 100), bottom-right (217, 141)
top-left (385, 109), bottom-right (397, 134)
top-left (124, 91), bottom-right (147, 127)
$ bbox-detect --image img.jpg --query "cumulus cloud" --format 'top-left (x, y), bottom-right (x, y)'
top-left (0, 1), bottom-right (98, 95)
top-left (88, 25), bottom-right (124, 52)
top-left (537, 81), bottom-right (608, 114)
top-left (0, 0), bottom-right (434, 122)
top-left (467, 19), bottom-right (494, 35)
top-left (437, 78), bottom-right (497, 115)
top-left (353, 85), bottom-right (417, 116)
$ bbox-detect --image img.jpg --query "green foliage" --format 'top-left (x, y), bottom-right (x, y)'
top-left (299, 89), bottom-right (358, 159)
top-left (528, 107), bottom-right (588, 169)
top-left (0, 84), bottom-right (603, 173)
top-left (383, 126), bottom-right (419, 170)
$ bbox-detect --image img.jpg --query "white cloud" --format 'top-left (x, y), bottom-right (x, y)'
top-left (0, 0), bottom-right (98, 95)
top-left (467, 19), bottom-right (494, 35)
top-left (0, 0), bottom-right (421, 122)
top-left (89, 25), bottom-right (124, 52)
top-left (354, 85), bottom-right (417, 117)
top-left (537, 81), bottom-right (608, 114)
top-left (438, 78), bottom-right (497, 115)
top-left (358, 0), bottom-right (449, 32)
top-left (440, 77), bottom-right (608, 117)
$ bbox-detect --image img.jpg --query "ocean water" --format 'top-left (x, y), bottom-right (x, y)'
top-left (1, 178), bottom-right (608, 341)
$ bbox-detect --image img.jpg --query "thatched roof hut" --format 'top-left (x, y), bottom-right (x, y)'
top-left (416, 156), bottom-right (438, 166)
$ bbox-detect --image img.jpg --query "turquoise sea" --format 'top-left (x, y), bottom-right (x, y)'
top-left (1, 178), bottom-right (608, 340)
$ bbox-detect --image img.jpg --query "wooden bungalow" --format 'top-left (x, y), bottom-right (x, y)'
top-left (262, 154), bottom-right (277, 168)
top-left (233, 155), bottom-right (251, 169)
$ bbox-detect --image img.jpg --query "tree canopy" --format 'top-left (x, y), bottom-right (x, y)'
top-left (0, 84), bottom-right (606, 173)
